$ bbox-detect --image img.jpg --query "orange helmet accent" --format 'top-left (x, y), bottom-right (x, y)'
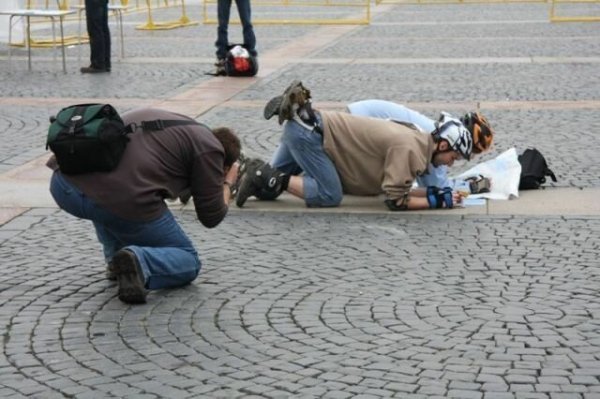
top-left (461, 112), bottom-right (494, 154)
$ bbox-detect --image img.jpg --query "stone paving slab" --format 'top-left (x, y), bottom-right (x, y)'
top-left (225, 188), bottom-right (600, 216)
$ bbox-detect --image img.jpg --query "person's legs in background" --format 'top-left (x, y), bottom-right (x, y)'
top-left (101, 1), bottom-right (111, 71)
top-left (234, 0), bottom-right (257, 56)
top-left (82, 0), bottom-right (110, 73)
top-left (215, 0), bottom-right (232, 62)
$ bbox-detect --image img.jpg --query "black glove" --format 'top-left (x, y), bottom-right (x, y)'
top-left (465, 175), bottom-right (491, 194)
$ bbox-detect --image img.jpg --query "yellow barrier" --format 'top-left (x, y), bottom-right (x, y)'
top-left (202, 0), bottom-right (371, 25)
top-left (26, 0), bottom-right (69, 9)
top-left (18, 0), bottom-right (141, 49)
top-left (18, 0), bottom-right (81, 47)
top-left (550, 0), bottom-right (600, 21)
top-left (136, 0), bottom-right (199, 29)
top-left (375, 0), bottom-right (545, 4)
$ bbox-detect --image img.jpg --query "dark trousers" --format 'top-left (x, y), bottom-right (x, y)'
top-left (85, 0), bottom-right (111, 69)
top-left (215, 0), bottom-right (257, 59)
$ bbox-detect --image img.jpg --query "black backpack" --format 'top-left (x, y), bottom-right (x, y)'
top-left (518, 148), bottom-right (557, 190)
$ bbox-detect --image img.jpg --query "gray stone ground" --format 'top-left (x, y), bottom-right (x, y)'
top-left (1, 1), bottom-right (600, 398)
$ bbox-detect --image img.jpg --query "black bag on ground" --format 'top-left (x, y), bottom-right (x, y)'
top-left (224, 44), bottom-right (258, 77)
top-left (47, 104), bottom-right (129, 175)
top-left (518, 148), bottom-right (557, 190)
top-left (47, 103), bottom-right (201, 175)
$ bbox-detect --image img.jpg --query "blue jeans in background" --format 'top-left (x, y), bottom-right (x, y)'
top-left (84, 0), bottom-right (111, 70)
top-left (50, 171), bottom-right (201, 290)
top-left (270, 119), bottom-right (343, 207)
top-left (215, 0), bottom-right (257, 59)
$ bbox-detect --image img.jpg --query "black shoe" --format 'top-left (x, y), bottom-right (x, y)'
top-left (106, 261), bottom-right (117, 281)
top-left (264, 95), bottom-right (283, 120)
top-left (235, 158), bottom-right (267, 208)
top-left (80, 65), bottom-right (108, 74)
top-left (213, 58), bottom-right (227, 76)
top-left (215, 65), bottom-right (227, 76)
top-left (112, 249), bottom-right (147, 304)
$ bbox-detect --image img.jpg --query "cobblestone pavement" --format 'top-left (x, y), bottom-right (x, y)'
top-left (2, 211), bottom-right (600, 398)
top-left (1, 1), bottom-right (600, 398)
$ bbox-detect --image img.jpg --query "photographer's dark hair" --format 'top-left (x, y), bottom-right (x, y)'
top-left (212, 127), bottom-right (241, 168)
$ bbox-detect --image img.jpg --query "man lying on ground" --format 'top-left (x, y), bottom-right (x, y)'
top-left (347, 99), bottom-right (494, 194)
top-left (236, 80), bottom-right (493, 211)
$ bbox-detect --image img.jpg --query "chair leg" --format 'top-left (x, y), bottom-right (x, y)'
top-left (118, 10), bottom-right (125, 58)
top-left (51, 17), bottom-right (58, 71)
top-left (59, 17), bottom-right (67, 73)
top-left (8, 15), bottom-right (14, 73)
top-left (26, 16), bottom-right (32, 71)
top-left (77, 8), bottom-right (82, 65)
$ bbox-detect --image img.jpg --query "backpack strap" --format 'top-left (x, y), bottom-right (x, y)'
top-left (140, 119), bottom-right (200, 132)
top-left (546, 167), bottom-right (558, 182)
top-left (123, 119), bottom-right (204, 134)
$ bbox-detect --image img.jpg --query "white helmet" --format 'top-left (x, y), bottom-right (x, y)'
top-left (434, 112), bottom-right (473, 160)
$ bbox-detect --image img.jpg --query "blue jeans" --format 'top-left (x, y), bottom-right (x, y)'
top-left (85, 0), bottom-right (111, 69)
top-left (49, 171), bottom-right (201, 290)
top-left (271, 120), bottom-right (343, 207)
top-left (215, 0), bottom-right (257, 59)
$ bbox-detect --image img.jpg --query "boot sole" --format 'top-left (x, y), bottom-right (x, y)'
top-left (263, 95), bottom-right (283, 120)
top-left (112, 250), bottom-right (147, 304)
top-left (230, 154), bottom-right (249, 198)
top-left (278, 80), bottom-right (311, 125)
top-left (235, 173), bottom-right (255, 208)
top-left (235, 158), bottom-right (265, 208)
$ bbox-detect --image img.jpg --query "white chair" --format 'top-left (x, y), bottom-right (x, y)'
top-left (0, 4), bottom-right (76, 73)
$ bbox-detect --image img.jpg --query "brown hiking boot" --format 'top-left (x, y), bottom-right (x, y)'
top-left (112, 249), bottom-right (147, 304)
top-left (263, 95), bottom-right (283, 121)
top-left (106, 261), bottom-right (117, 281)
top-left (273, 80), bottom-right (312, 125)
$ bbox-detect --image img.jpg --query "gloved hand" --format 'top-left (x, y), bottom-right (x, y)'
top-left (464, 175), bottom-right (491, 194)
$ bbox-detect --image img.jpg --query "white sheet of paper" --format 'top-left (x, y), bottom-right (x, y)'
top-left (455, 148), bottom-right (522, 200)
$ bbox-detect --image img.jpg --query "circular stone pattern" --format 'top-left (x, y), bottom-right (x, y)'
top-left (2, 212), bottom-right (600, 398)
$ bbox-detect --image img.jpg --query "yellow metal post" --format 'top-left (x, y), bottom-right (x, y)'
top-left (136, 0), bottom-right (198, 29)
top-left (202, 0), bottom-right (371, 25)
top-left (550, 0), bottom-right (600, 21)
